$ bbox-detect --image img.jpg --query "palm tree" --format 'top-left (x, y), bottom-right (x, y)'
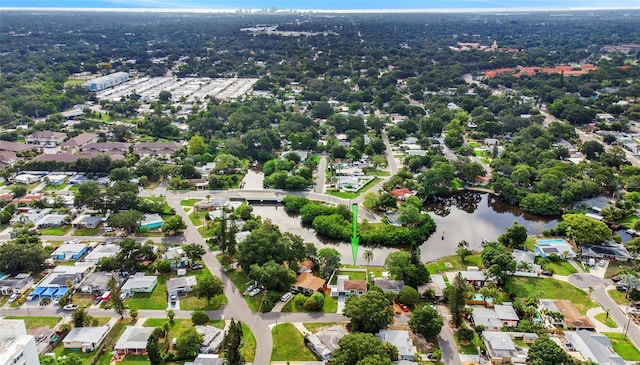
top-left (206, 193), bottom-right (211, 203)
top-left (363, 250), bottom-right (374, 266)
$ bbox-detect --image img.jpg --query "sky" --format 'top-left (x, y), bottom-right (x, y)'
top-left (2, 0), bottom-right (640, 10)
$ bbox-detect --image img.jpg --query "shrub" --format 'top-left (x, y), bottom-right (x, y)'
top-left (457, 326), bottom-right (475, 342)
top-left (191, 310), bottom-right (209, 325)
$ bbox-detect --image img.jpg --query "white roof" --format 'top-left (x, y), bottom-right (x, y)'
top-left (115, 326), bottom-right (154, 351)
top-left (63, 326), bottom-right (109, 345)
top-left (376, 330), bottom-right (416, 359)
top-left (121, 274), bottom-right (157, 291)
top-left (84, 245), bottom-right (121, 263)
top-left (51, 243), bottom-right (87, 256)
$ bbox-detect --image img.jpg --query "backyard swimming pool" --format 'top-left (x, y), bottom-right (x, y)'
top-left (537, 238), bottom-right (569, 245)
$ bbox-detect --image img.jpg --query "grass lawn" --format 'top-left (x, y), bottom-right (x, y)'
top-left (595, 312), bottom-right (618, 328)
top-left (94, 320), bottom-right (127, 365)
top-left (327, 178), bottom-right (383, 199)
top-left (340, 264), bottom-right (385, 279)
top-left (605, 260), bottom-right (635, 278)
top-left (603, 332), bottom-right (640, 361)
top-left (5, 316), bottom-right (61, 329)
top-left (303, 322), bottom-right (343, 333)
top-left (53, 344), bottom-right (95, 362)
top-left (281, 292), bottom-right (338, 313)
top-left (180, 199), bottom-right (201, 207)
top-left (189, 211), bottom-right (208, 226)
top-left (608, 289), bottom-right (631, 306)
top-left (271, 323), bottom-right (317, 361)
top-left (241, 323), bottom-right (256, 363)
top-left (454, 332), bottom-right (484, 355)
top-left (40, 225), bottom-right (72, 236)
top-left (72, 293), bottom-right (97, 307)
top-left (618, 215), bottom-right (639, 229)
top-left (506, 277), bottom-right (598, 314)
top-left (126, 275), bottom-right (169, 310)
top-left (144, 318), bottom-right (192, 340)
top-left (226, 269), bottom-right (264, 312)
top-left (537, 259), bottom-right (578, 276)
top-left (524, 236), bottom-right (537, 251)
top-left (73, 227), bottom-right (101, 236)
top-left (64, 79), bottom-right (86, 87)
top-left (426, 254), bottom-right (483, 273)
top-left (198, 226), bottom-right (214, 238)
top-left (179, 293), bottom-right (227, 310)
top-left (44, 183), bottom-right (68, 191)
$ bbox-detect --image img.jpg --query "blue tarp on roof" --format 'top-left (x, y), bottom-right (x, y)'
top-left (41, 287), bottom-right (58, 297)
top-left (54, 287), bottom-right (68, 297)
top-left (32, 286), bottom-right (46, 296)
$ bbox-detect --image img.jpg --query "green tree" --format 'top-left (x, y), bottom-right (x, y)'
top-left (222, 319), bottom-right (244, 365)
top-left (176, 327), bottom-right (203, 358)
top-left (456, 240), bottom-right (472, 262)
top-left (166, 310), bottom-right (175, 322)
top-left (304, 292), bottom-right (326, 311)
top-left (10, 185), bottom-right (27, 199)
top-left (561, 213), bottom-right (613, 244)
top-left (71, 307), bottom-right (91, 328)
top-left (108, 276), bottom-right (126, 318)
top-left (343, 290), bottom-right (394, 333)
top-left (108, 167), bottom-right (133, 181)
top-left (520, 193), bottom-right (561, 216)
top-left (363, 249), bottom-right (374, 265)
top-left (409, 305), bottom-right (444, 338)
top-left (446, 272), bottom-right (472, 327)
top-left (398, 286), bottom-right (420, 307)
top-left (183, 243), bottom-right (206, 263)
top-left (191, 310), bottom-right (209, 325)
top-left (317, 248), bottom-right (342, 279)
top-left (248, 261), bottom-right (296, 292)
top-left (384, 251), bottom-right (430, 288)
top-left (108, 210), bottom-right (144, 233)
top-left (194, 275), bottom-right (223, 304)
top-left (146, 331), bottom-right (163, 365)
top-left (528, 335), bottom-right (575, 365)
top-left (187, 135), bottom-right (207, 156)
top-left (161, 215), bottom-right (186, 235)
top-left (129, 308), bottom-right (138, 322)
top-left (332, 333), bottom-right (394, 365)
top-left (498, 222), bottom-right (528, 249)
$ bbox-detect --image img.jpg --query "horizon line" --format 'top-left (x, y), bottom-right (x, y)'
top-left (2, 6), bottom-right (640, 13)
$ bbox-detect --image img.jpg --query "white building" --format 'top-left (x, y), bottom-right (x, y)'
top-left (83, 72), bottom-right (130, 92)
top-left (63, 326), bottom-right (110, 352)
top-left (0, 319), bottom-right (40, 365)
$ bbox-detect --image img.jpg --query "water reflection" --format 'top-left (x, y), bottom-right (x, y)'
top-left (250, 192), bottom-right (558, 265)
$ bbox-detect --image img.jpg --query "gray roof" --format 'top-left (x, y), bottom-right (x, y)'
top-left (580, 242), bottom-right (632, 260)
top-left (306, 325), bottom-right (348, 361)
top-left (376, 330), bottom-right (416, 359)
top-left (493, 304), bottom-right (520, 321)
top-left (63, 326), bottom-right (109, 345)
top-left (115, 326), bottom-right (154, 350)
top-left (84, 244), bottom-right (121, 262)
top-left (184, 354), bottom-right (224, 365)
top-left (483, 331), bottom-right (516, 352)
top-left (565, 330), bottom-right (625, 365)
top-left (512, 249), bottom-right (536, 265)
top-left (166, 276), bottom-right (197, 292)
top-left (471, 307), bottom-right (504, 329)
top-left (373, 278), bottom-right (405, 292)
top-left (81, 272), bottom-right (113, 290)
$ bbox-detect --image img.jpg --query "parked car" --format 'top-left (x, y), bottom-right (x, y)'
top-left (62, 304), bottom-right (78, 311)
top-left (540, 270), bottom-right (552, 276)
top-left (598, 259), bottom-right (607, 267)
top-left (7, 293), bottom-right (19, 304)
top-left (617, 284), bottom-right (628, 292)
top-left (248, 288), bottom-right (261, 297)
top-left (627, 307), bottom-right (639, 315)
top-left (190, 263), bottom-right (203, 270)
top-left (170, 294), bottom-right (177, 303)
top-left (281, 292), bottom-right (293, 302)
top-left (93, 297), bottom-right (102, 305)
top-left (399, 303), bottom-right (409, 312)
top-left (120, 293), bottom-right (128, 301)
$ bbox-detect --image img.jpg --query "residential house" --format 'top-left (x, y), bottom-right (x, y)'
top-left (0, 274), bottom-right (33, 296)
top-left (337, 276), bottom-right (367, 297)
top-left (63, 326), bottom-right (110, 352)
top-left (187, 178), bottom-right (208, 189)
top-left (35, 213), bottom-right (68, 229)
top-left (140, 214), bottom-right (163, 230)
top-left (470, 304), bottom-right (519, 331)
top-left (305, 325), bottom-right (348, 361)
top-left (512, 249), bottom-right (540, 273)
top-left (71, 215), bottom-right (102, 229)
top-left (0, 319), bottom-right (40, 365)
top-left (373, 278), bottom-right (405, 294)
top-left (417, 274), bottom-right (446, 300)
top-left (291, 272), bottom-right (325, 295)
top-left (0, 151), bottom-right (17, 169)
top-left (539, 299), bottom-right (595, 330)
top-left (133, 142), bottom-right (181, 158)
top-left (30, 265), bottom-right (88, 300)
top-left (121, 274), bottom-right (158, 295)
top-left (483, 331), bottom-right (529, 364)
top-left (166, 276), bottom-right (197, 296)
top-left (81, 142), bottom-right (131, 155)
top-left (45, 174), bottom-right (67, 185)
top-left (196, 325), bottom-right (225, 353)
top-left (376, 330), bottom-right (417, 361)
top-left (389, 188), bottom-right (416, 201)
top-left (535, 239), bottom-right (575, 259)
top-left (164, 247), bottom-right (189, 268)
top-left (565, 330), bottom-right (624, 365)
top-left (580, 242), bottom-right (632, 261)
top-left (83, 244), bottom-right (120, 264)
top-left (185, 354), bottom-right (224, 365)
top-left (79, 272), bottom-right (113, 294)
top-left (14, 173), bottom-right (41, 184)
top-left (195, 197), bottom-right (229, 211)
top-left (574, 196), bottom-right (614, 213)
top-left (10, 209), bottom-right (50, 226)
top-left (60, 133), bottom-right (99, 152)
top-left (114, 326), bottom-right (155, 355)
top-left (447, 267), bottom-right (488, 288)
top-left (51, 243), bottom-right (88, 261)
top-left (25, 131), bottom-right (67, 146)
top-left (0, 140), bottom-right (35, 153)
top-left (68, 174), bottom-right (88, 185)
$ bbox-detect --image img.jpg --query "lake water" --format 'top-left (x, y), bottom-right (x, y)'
top-left (250, 191), bottom-right (558, 265)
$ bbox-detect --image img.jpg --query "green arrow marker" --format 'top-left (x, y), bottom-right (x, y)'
top-left (351, 203), bottom-right (359, 266)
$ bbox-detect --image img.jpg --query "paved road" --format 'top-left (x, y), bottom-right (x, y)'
top-left (314, 154), bottom-right (327, 193)
top-left (569, 274), bottom-right (640, 350)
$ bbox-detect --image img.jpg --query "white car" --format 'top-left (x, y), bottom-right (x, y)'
top-left (7, 293), bottom-right (19, 304)
top-left (248, 288), bottom-right (261, 297)
top-left (281, 292), bottom-right (293, 302)
top-left (62, 304), bottom-right (78, 311)
top-left (598, 259), bottom-right (607, 267)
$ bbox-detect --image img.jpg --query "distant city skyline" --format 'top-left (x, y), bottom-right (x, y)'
top-left (2, 0), bottom-right (640, 10)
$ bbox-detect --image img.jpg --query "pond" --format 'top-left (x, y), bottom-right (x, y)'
top-left (250, 191), bottom-right (558, 265)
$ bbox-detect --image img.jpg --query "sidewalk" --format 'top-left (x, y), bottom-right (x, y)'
top-left (586, 307), bottom-right (622, 333)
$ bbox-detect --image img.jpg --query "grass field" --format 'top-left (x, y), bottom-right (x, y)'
top-left (454, 332), bottom-right (484, 355)
top-left (327, 178), bottom-right (383, 199)
top-left (179, 292), bottom-right (227, 310)
top-left (40, 225), bottom-right (72, 236)
top-left (271, 323), bottom-right (317, 361)
top-left (5, 316), bottom-right (61, 329)
top-left (144, 318), bottom-right (192, 340)
top-left (608, 289), bottom-right (631, 305)
top-left (426, 254), bottom-right (483, 273)
top-left (595, 312), bottom-right (618, 328)
top-left (604, 332), bottom-right (640, 361)
top-left (506, 277), bottom-right (598, 314)
top-left (73, 227), bottom-right (101, 236)
top-left (537, 259), bottom-right (578, 276)
top-left (180, 199), bottom-right (201, 206)
top-left (303, 322), bottom-right (344, 333)
top-left (241, 323), bottom-right (257, 362)
top-left (189, 211), bottom-right (208, 226)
